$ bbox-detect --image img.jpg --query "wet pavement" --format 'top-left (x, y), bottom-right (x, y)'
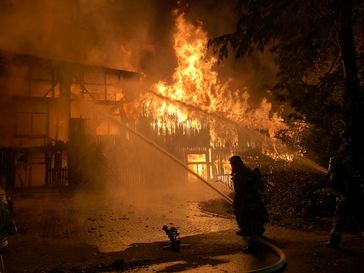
top-left (11, 186), bottom-right (236, 252)
top-left (3, 188), bottom-right (364, 273)
top-left (4, 187), bottom-right (274, 273)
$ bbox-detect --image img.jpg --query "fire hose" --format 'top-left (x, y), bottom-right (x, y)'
top-left (113, 119), bottom-right (286, 273)
top-left (83, 98), bottom-right (287, 272)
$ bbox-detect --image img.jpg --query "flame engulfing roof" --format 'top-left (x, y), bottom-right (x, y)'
top-left (142, 12), bottom-right (290, 159)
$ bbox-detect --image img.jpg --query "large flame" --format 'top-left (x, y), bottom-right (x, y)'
top-left (144, 12), bottom-right (291, 159)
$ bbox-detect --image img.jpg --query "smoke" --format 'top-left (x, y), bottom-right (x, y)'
top-left (69, 96), bottom-right (227, 208)
top-left (0, 0), bottom-right (177, 73)
top-left (0, 0), bottom-right (288, 154)
top-left (0, 0), bottom-right (178, 144)
top-left (0, 0), bottom-right (278, 101)
top-left (184, 0), bottom-right (279, 106)
top-left (0, 0), bottom-right (292, 177)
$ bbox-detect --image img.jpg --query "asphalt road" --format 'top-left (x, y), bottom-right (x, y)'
top-left (3, 187), bottom-right (364, 273)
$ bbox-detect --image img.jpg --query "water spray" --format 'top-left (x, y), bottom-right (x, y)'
top-left (122, 117), bottom-right (287, 272)
top-left (146, 88), bottom-right (328, 175)
top-left (75, 96), bottom-right (232, 203)
top-left (78, 97), bottom-right (286, 272)
top-left (118, 115), bottom-right (234, 203)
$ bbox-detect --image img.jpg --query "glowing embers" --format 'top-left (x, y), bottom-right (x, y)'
top-left (221, 159), bottom-right (232, 176)
top-left (149, 114), bottom-right (202, 136)
top-left (262, 151), bottom-right (294, 162)
top-left (187, 153), bottom-right (208, 180)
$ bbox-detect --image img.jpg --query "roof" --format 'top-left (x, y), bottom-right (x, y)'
top-left (0, 49), bottom-right (141, 79)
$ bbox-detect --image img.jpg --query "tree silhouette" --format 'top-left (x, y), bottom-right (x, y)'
top-left (209, 0), bottom-right (364, 167)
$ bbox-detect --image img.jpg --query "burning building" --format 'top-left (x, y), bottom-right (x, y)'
top-left (0, 49), bottom-right (229, 190)
top-left (0, 49), bottom-right (141, 189)
top-left (0, 11), bottom-right (293, 191)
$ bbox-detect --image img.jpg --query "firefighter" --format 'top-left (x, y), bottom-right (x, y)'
top-left (325, 147), bottom-right (364, 248)
top-left (230, 155), bottom-right (269, 253)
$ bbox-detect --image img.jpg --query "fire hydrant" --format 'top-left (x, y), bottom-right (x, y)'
top-left (162, 224), bottom-right (181, 250)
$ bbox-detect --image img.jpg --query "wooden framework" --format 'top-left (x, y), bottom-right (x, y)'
top-left (0, 50), bottom-right (139, 189)
top-left (0, 50), bottom-right (232, 190)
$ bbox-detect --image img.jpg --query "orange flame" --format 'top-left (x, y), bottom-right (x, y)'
top-left (144, 12), bottom-right (290, 158)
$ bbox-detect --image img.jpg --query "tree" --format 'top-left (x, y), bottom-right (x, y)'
top-left (209, 0), bottom-right (364, 167)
